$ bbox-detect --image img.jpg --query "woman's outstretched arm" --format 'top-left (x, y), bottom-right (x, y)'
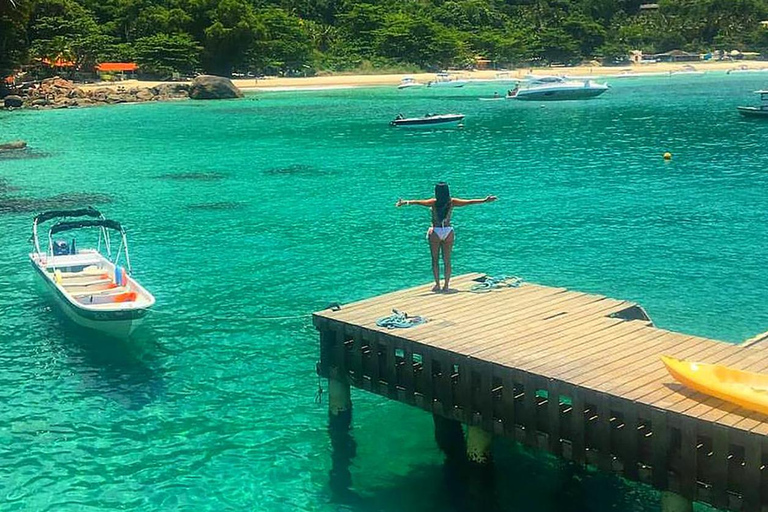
top-left (452, 195), bottom-right (498, 207)
top-left (396, 198), bottom-right (436, 207)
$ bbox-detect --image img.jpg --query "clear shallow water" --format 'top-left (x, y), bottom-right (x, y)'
top-left (1, 73), bottom-right (767, 511)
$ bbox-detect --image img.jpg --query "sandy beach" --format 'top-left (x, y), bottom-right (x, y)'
top-left (76, 60), bottom-right (767, 93)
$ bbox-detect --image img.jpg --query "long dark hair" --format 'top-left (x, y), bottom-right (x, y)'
top-left (434, 182), bottom-right (451, 224)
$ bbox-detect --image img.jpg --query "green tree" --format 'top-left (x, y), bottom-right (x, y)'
top-left (250, 7), bottom-right (313, 74)
top-left (134, 32), bottom-right (201, 77)
top-left (0, 0), bottom-right (32, 79)
top-left (28, 0), bottom-right (104, 71)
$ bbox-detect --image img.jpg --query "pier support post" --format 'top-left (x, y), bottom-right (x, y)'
top-left (466, 425), bottom-right (493, 465)
top-left (328, 366), bottom-right (355, 495)
top-left (433, 414), bottom-right (466, 463)
top-left (660, 491), bottom-right (693, 512)
top-left (328, 366), bottom-right (352, 429)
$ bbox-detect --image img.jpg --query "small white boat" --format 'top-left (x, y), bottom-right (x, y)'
top-left (727, 65), bottom-right (768, 75)
top-left (397, 76), bottom-right (423, 89)
top-left (607, 70), bottom-right (671, 79)
top-left (427, 72), bottom-right (468, 88)
top-left (737, 90), bottom-right (768, 118)
top-left (29, 207), bottom-right (155, 339)
top-left (508, 76), bottom-right (609, 101)
top-left (390, 113), bottom-right (465, 127)
top-left (670, 65), bottom-right (705, 76)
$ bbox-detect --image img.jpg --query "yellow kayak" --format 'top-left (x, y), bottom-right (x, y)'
top-left (661, 355), bottom-right (768, 415)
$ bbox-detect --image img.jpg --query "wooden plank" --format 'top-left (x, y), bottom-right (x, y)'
top-left (678, 415), bottom-right (697, 499)
top-left (414, 287), bottom-right (578, 350)
top-left (615, 396), bottom-right (639, 479)
top-left (434, 289), bottom-right (601, 352)
top-left (594, 391), bottom-right (612, 471)
top-left (467, 298), bottom-right (631, 360)
top-left (500, 367), bottom-right (516, 435)
top-left (650, 407), bottom-right (669, 489)
top-left (742, 432), bottom-right (762, 511)
top-left (548, 379), bottom-right (563, 456)
top-left (376, 284), bottom-right (563, 347)
top-left (503, 320), bottom-right (653, 371)
top-left (570, 385), bottom-right (586, 465)
top-left (402, 341), bottom-right (415, 403)
top-left (710, 424), bottom-right (729, 509)
top-left (317, 273), bottom-right (483, 319)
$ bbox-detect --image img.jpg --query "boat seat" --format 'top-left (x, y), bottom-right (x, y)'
top-left (70, 286), bottom-right (128, 299)
top-left (61, 277), bottom-right (113, 288)
top-left (58, 266), bottom-right (105, 278)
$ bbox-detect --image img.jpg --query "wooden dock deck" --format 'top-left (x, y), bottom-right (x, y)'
top-left (313, 273), bottom-right (768, 512)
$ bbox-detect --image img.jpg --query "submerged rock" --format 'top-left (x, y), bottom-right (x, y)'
top-left (188, 75), bottom-right (243, 100)
top-left (0, 140), bottom-right (27, 151)
top-left (158, 172), bottom-right (227, 181)
top-left (186, 201), bottom-right (242, 211)
top-left (263, 164), bottom-right (321, 176)
top-left (3, 95), bottom-right (23, 108)
top-left (0, 192), bottom-right (114, 215)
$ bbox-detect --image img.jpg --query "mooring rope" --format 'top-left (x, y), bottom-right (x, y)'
top-left (470, 275), bottom-right (523, 293)
top-left (376, 309), bottom-right (427, 329)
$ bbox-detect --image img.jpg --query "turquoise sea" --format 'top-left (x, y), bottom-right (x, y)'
top-left (1, 73), bottom-right (767, 511)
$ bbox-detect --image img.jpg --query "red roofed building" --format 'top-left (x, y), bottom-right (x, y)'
top-left (95, 62), bottom-right (138, 81)
top-left (95, 62), bottom-right (138, 72)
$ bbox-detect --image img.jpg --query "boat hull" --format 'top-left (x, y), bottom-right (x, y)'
top-left (30, 253), bottom-right (151, 339)
top-left (512, 84), bottom-right (608, 101)
top-left (662, 356), bottom-right (768, 415)
top-left (427, 81), bottom-right (467, 88)
top-left (390, 115), bottom-right (465, 127)
top-left (738, 106), bottom-right (768, 118)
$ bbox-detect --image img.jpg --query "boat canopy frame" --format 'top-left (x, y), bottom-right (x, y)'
top-left (31, 207), bottom-right (132, 274)
top-left (31, 207), bottom-right (113, 256)
top-left (46, 218), bottom-right (133, 274)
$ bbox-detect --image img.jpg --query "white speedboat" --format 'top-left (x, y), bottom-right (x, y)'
top-left (727, 65), bottom-right (768, 75)
top-left (670, 65), bottom-right (705, 76)
top-left (427, 72), bottom-right (468, 88)
top-left (397, 76), bottom-right (423, 89)
top-left (508, 76), bottom-right (609, 101)
top-left (30, 207), bottom-right (155, 339)
top-left (390, 113), bottom-right (465, 127)
top-left (737, 90), bottom-right (768, 118)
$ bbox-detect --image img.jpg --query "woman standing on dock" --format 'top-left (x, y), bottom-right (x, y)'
top-left (396, 182), bottom-right (497, 292)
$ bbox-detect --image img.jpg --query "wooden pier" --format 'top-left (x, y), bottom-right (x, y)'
top-left (313, 273), bottom-right (768, 512)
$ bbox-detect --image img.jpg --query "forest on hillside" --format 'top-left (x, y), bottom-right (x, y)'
top-left (3, 0), bottom-right (768, 79)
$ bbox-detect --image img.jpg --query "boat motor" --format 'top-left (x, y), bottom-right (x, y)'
top-left (52, 240), bottom-right (69, 256)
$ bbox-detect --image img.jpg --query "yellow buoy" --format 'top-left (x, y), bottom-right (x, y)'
top-left (663, 152), bottom-right (672, 160)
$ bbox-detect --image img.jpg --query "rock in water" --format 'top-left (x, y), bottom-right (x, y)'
top-left (188, 75), bottom-right (243, 100)
top-left (3, 95), bottom-right (23, 108)
top-left (0, 140), bottom-right (27, 151)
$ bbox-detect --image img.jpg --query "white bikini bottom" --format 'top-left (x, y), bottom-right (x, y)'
top-left (427, 226), bottom-right (454, 241)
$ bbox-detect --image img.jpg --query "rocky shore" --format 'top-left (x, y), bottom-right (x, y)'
top-left (2, 75), bottom-right (242, 110)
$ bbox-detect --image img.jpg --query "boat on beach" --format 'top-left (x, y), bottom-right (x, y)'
top-left (727, 65), bottom-right (768, 75)
top-left (397, 76), bottom-right (423, 89)
top-left (508, 76), bottom-right (609, 101)
top-left (29, 207), bottom-right (155, 339)
top-left (427, 72), bottom-right (468, 88)
top-left (737, 90), bottom-right (768, 118)
top-left (669, 65), bottom-right (705, 76)
top-left (390, 113), bottom-right (465, 127)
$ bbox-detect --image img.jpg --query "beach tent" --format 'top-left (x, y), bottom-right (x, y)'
top-left (95, 63), bottom-right (138, 80)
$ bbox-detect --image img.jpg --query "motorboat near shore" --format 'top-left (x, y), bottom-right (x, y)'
top-left (29, 207), bottom-right (155, 338)
top-left (390, 113), bottom-right (465, 127)
top-left (427, 72), bottom-right (468, 88)
top-left (737, 90), bottom-right (768, 118)
top-left (397, 76), bottom-right (423, 89)
top-left (507, 76), bottom-right (609, 101)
